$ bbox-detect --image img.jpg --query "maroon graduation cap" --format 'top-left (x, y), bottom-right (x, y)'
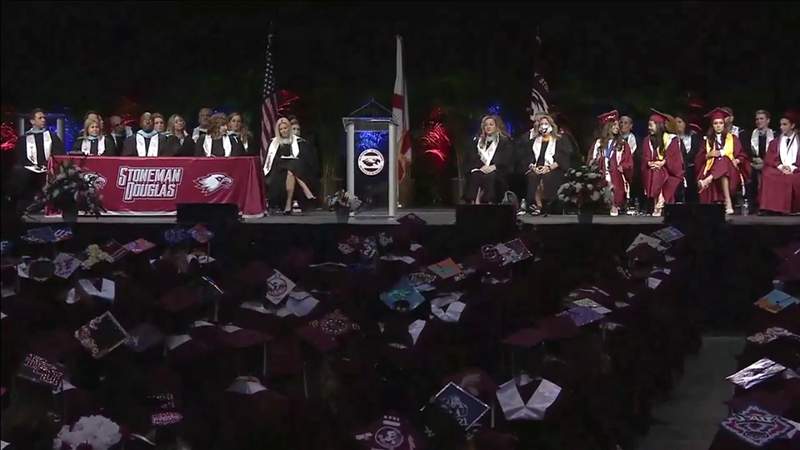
top-left (296, 309), bottom-right (362, 353)
top-left (354, 412), bottom-right (427, 450)
top-left (74, 311), bottom-right (130, 359)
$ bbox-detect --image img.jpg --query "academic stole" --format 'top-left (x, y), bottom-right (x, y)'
top-left (703, 134), bottom-right (734, 176)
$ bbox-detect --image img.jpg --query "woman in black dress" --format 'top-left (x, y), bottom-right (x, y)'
top-left (165, 114), bottom-right (194, 156)
top-left (518, 113), bottom-right (572, 214)
top-left (463, 114), bottom-right (513, 204)
top-left (263, 117), bottom-right (318, 214)
top-left (71, 117), bottom-right (115, 156)
top-left (227, 112), bottom-right (252, 155)
top-left (195, 113), bottom-right (246, 158)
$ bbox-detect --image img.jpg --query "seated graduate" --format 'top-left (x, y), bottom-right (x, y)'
top-left (673, 113), bottom-right (702, 204)
top-left (695, 107), bottom-right (751, 215)
top-left (263, 117), bottom-right (318, 214)
top-left (70, 117), bottom-right (115, 156)
top-left (463, 114), bottom-right (513, 204)
top-left (226, 112), bottom-right (252, 155)
top-left (640, 110), bottom-right (684, 216)
top-left (165, 114), bottom-right (195, 157)
top-left (121, 112), bottom-right (171, 157)
top-left (759, 109), bottom-right (800, 215)
top-left (519, 113), bottom-right (572, 215)
top-left (15, 108), bottom-right (65, 170)
top-left (588, 110), bottom-right (633, 216)
top-left (192, 107), bottom-right (212, 143)
top-left (195, 113), bottom-right (246, 157)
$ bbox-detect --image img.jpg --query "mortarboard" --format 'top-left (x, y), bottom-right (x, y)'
top-left (597, 110), bottom-right (619, 125)
top-left (396, 213), bottom-right (426, 227)
top-left (558, 306), bottom-right (605, 327)
top-left (125, 323), bottom-right (165, 353)
top-left (101, 239), bottom-right (130, 262)
top-left (428, 381), bottom-right (490, 429)
top-left (17, 353), bottom-right (66, 389)
top-left (74, 311), bottom-right (130, 359)
top-left (648, 108), bottom-right (673, 124)
top-left (705, 107), bottom-right (731, 121)
top-left (18, 257), bottom-right (55, 282)
top-left (163, 227), bottom-right (190, 246)
top-left (188, 223), bottom-right (214, 244)
top-left (428, 258), bottom-right (462, 280)
top-left (688, 122), bottom-right (702, 134)
top-left (21, 226), bottom-right (73, 244)
top-left (53, 253), bottom-right (82, 279)
top-left (354, 412), bottom-right (426, 450)
top-left (124, 238), bottom-right (157, 255)
top-left (754, 289), bottom-right (799, 314)
top-left (781, 108), bottom-right (799, 125)
top-left (726, 358), bottom-right (787, 390)
top-left (652, 226), bottom-right (685, 243)
top-left (720, 405), bottom-right (794, 447)
top-left (265, 270), bottom-right (296, 305)
top-left (380, 277), bottom-right (426, 312)
top-left (296, 309), bottom-right (361, 352)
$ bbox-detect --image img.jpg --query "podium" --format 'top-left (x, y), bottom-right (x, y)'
top-left (342, 100), bottom-right (398, 217)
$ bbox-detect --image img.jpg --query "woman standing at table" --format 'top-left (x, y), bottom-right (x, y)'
top-left (227, 112), bottom-right (252, 155)
top-left (71, 118), bottom-right (115, 156)
top-left (463, 114), bottom-right (513, 204)
top-left (195, 112), bottom-right (246, 157)
top-left (165, 114), bottom-right (195, 156)
top-left (263, 117), bottom-right (318, 214)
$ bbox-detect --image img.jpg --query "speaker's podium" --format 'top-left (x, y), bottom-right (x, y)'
top-left (342, 100), bottom-right (398, 218)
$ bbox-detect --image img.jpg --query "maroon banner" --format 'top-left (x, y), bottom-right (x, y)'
top-left (49, 156), bottom-right (266, 217)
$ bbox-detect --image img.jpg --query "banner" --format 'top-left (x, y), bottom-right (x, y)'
top-left (49, 156), bottom-right (266, 217)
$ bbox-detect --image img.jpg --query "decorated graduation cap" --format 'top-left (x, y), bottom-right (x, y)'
top-left (597, 110), bottom-right (619, 125)
top-left (296, 308), bottom-right (361, 352)
top-left (21, 226), bottom-right (73, 244)
top-left (705, 107), bottom-right (732, 121)
top-left (17, 353), bottom-right (67, 388)
top-left (354, 412), bottom-right (426, 450)
top-left (74, 311), bottom-right (130, 359)
top-left (427, 381), bottom-right (490, 429)
top-left (380, 277), bottom-right (426, 312)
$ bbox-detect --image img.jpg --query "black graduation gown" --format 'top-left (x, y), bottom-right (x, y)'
top-left (518, 133), bottom-right (572, 202)
top-left (265, 138), bottom-right (319, 208)
top-left (14, 130), bottom-right (65, 167)
top-left (12, 130), bottom-right (65, 211)
top-left (70, 136), bottom-right (116, 156)
top-left (166, 134), bottom-right (196, 157)
top-left (462, 135), bottom-right (513, 203)
top-left (193, 136), bottom-right (246, 157)
top-left (676, 133), bottom-right (701, 203)
top-left (121, 134), bottom-right (172, 157)
top-left (109, 134), bottom-right (127, 152)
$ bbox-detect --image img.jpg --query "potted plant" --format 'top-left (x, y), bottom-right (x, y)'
top-left (26, 160), bottom-right (105, 222)
top-left (556, 162), bottom-right (611, 223)
top-left (327, 189), bottom-right (362, 223)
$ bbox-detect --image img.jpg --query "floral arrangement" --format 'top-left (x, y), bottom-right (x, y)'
top-left (53, 415), bottom-right (122, 450)
top-left (557, 162), bottom-right (612, 211)
top-left (81, 245), bottom-right (113, 269)
top-left (327, 190), bottom-right (363, 211)
top-left (26, 160), bottom-right (105, 217)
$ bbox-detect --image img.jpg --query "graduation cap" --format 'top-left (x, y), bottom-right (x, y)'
top-left (188, 223), bottom-right (214, 244)
top-left (558, 306), bottom-right (605, 327)
top-left (726, 358), bottom-right (787, 390)
top-left (17, 257), bottom-right (55, 282)
top-left (21, 226), bottom-right (73, 244)
top-left (74, 311), bottom-right (131, 359)
top-left (648, 108), bottom-right (673, 124)
top-left (296, 309), bottom-right (361, 352)
top-left (720, 405), bottom-right (794, 448)
top-left (397, 213), bottom-right (427, 227)
top-left (17, 353), bottom-right (66, 388)
top-left (124, 238), bottom-right (157, 254)
top-left (688, 122), bottom-right (702, 134)
top-left (430, 292), bottom-right (467, 323)
top-left (428, 381), bottom-right (490, 429)
top-left (746, 327), bottom-right (800, 345)
top-left (498, 238), bottom-right (532, 266)
top-left (66, 278), bottom-right (116, 304)
top-left (101, 239), bottom-right (130, 262)
top-left (53, 253), bottom-right (82, 279)
top-left (704, 107), bottom-right (731, 121)
top-left (651, 226), bottom-right (685, 243)
top-left (151, 411), bottom-right (183, 427)
top-left (781, 108), bottom-right (800, 125)
top-left (354, 412), bottom-right (426, 450)
top-left (380, 277), bottom-right (426, 312)
top-left (162, 227), bottom-right (190, 246)
top-left (754, 289), bottom-right (799, 314)
top-left (597, 110), bottom-right (619, 125)
top-left (265, 270), bottom-right (296, 305)
top-left (626, 233), bottom-right (666, 253)
top-left (226, 375), bottom-right (267, 395)
top-left (407, 271), bottom-right (437, 292)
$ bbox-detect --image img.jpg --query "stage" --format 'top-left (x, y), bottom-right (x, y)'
top-left (20, 208), bottom-right (800, 226)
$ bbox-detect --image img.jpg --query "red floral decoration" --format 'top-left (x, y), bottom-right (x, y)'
top-left (1, 122), bottom-right (18, 152)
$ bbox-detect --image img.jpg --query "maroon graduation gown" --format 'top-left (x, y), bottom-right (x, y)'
top-left (641, 135), bottom-right (685, 203)
top-left (590, 140), bottom-right (633, 207)
top-left (759, 137), bottom-right (800, 214)
top-left (694, 135), bottom-right (751, 204)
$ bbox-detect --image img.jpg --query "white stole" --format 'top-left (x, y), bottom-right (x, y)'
top-left (477, 138), bottom-right (498, 166)
top-left (496, 374), bottom-right (562, 421)
top-left (80, 137), bottom-right (106, 155)
top-left (203, 135), bottom-right (233, 157)
top-left (532, 136), bottom-right (556, 166)
top-left (779, 134), bottom-right (798, 169)
top-left (26, 131), bottom-right (53, 165)
top-left (192, 127), bottom-right (207, 142)
top-left (264, 136), bottom-right (300, 176)
top-left (136, 133), bottom-right (159, 157)
top-left (751, 128), bottom-right (775, 156)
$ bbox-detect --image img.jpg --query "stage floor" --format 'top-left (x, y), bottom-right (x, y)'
top-left (21, 209), bottom-right (800, 226)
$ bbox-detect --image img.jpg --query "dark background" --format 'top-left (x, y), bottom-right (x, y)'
top-left (3, 1), bottom-right (799, 203)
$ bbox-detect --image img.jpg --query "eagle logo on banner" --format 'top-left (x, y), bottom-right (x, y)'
top-left (82, 171), bottom-right (107, 190)
top-left (194, 173), bottom-right (233, 195)
top-left (530, 72), bottom-right (550, 115)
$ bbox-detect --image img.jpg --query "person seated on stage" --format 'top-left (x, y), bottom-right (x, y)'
top-left (519, 113), bottom-right (571, 215)
top-left (108, 115), bottom-right (132, 150)
top-left (640, 110), bottom-right (684, 217)
top-left (78, 110), bottom-right (101, 135)
top-left (165, 114), bottom-right (195, 156)
top-left (195, 113), bottom-right (246, 157)
top-left (696, 107), bottom-right (751, 215)
top-left (121, 112), bottom-right (171, 157)
top-left (227, 112), bottom-right (252, 154)
top-left (588, 110), bottom-right (633, 216)
top-left (12, 108), bottom-right (65, 210)
top-left (152, 112), bottom-right (167, 134)
top-left (721, 106), bottom-right (745, 138)
top-left (192, 107), bottom-right (212, 142)
top-left (759, 110), bottom-right (800, 215)
top-left (70, 118), bottom-right (115, 156)
top-left (463, 114), bottom-right (513, 205)
top-left (673, 113), bottom-right (701, 204)
top-left (263, 117), bottom-right (318, 215)
top-left (746, 109), bottom-right (775, 213)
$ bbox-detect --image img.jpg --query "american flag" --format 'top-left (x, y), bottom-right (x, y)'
top-left (260, 31), bottom-right (279, 165)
